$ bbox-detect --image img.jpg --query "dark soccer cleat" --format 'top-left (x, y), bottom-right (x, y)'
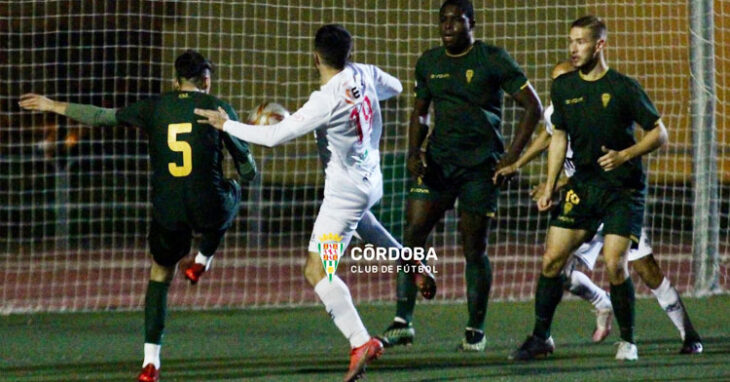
top-left (381, 321), bottom-right (415, 348)
top-left (509, 335), bottom-right (555, 361)
top-left (344, 337), bottom-right (384, 382)
top-left (679, 338), bottom-right (703, 354)
top-left (457, 328), bottom-right (486, 352)
top-left (137, 364), bottom-right (159, 382)
top-left (411, 260), bottom-right (437, 300)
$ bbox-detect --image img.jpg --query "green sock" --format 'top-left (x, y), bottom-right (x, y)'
top-left (465, 254), bottom-right (492, 330)
top-left (532, 274), bottom-right (564, 339)
top-left (144, 280), bottom-right (170, 344)
top-left (394, 269), bottom-right (417, 323)
top-left (610, 278), bottom-right (636, 343)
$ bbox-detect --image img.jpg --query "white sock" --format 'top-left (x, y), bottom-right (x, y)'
top-left (314, 275), bottom-right (370, 348)
top-left (194, 251), bottom-right (213, 270)
top-left (651, 277), bottom-right (686, 340)
top-left (143, 343), bottom-right (161, 369)
top-left (569, 270), bottom-right (613, 311)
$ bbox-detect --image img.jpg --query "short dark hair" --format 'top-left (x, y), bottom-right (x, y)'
top-left (174, 50), bottom-right (214, 87)
top-left (314, 24), bottom-right (352, 70)
top-left (440, 0), bottom-right (475, 23)
top-left (571, 15), bottom-right (607, 41)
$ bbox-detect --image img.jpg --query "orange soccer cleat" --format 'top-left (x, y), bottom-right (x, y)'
top-left (343, 337), bottom-right (384, 382)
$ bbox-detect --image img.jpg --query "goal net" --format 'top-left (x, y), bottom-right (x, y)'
top-left (1, 0), bottom-right (727, 312)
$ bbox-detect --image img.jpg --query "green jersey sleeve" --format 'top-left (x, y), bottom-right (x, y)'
top-left (625, 78), bottom-right (660, 130)
top-left (116, 97), bottom-right (157, 131)
top-left (414, 54), bottom-right (431, 101)
top-left (495, 47), bottom-right (528, 95)
top-left (549, 81), bottom-right (565, 130)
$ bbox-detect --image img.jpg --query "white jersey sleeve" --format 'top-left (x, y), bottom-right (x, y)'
top-left (544, 103), bottom-right (576, 178)
top-left (222, 91), bottom-right (331, 147)
top-left (370, 65), bottom-right (403, 101)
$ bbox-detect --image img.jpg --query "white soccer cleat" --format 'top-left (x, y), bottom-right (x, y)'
top-left (615, 341), bottom-right (638, 361)
top-left (592, 308), bottom-right (613, 343)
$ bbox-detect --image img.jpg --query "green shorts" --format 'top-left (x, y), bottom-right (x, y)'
top-left (408, 154), bottom-right (498, 217)
top-left (550, 179), bottom-right (645, 246)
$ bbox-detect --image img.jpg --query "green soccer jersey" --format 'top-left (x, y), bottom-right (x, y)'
top-left (550, 69), bottom-right (660, 191)
top-left (415, 41), bottom-right (529, 167)
top-left (116, 91), bottom-right (250, 231)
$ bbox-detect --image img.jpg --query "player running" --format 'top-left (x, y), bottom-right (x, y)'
top-left (195, 24), bottom-right (402, 382)
top-left (495, 61), bottom-right (703, 353)
top-left (19, 50), bottom-right (257, 382)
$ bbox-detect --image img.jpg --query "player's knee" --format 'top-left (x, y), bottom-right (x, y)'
top-left (604, 260), bottom-right (628, 284)
top-left (541, 254), bottom-right (563, 277)
top-left (631, 255), bottom-right (663, 289)
top-left (149, 261), bottom-right (175, 283)
top-left (303, 255), bottom-right (326, 287)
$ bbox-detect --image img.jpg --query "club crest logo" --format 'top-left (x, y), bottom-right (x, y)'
top-left (466, 69), bottom-right (474, 84)
top-left (602, 93), bottom-right (611, 108)
top-left (318, 233), bottom-right (344, 282)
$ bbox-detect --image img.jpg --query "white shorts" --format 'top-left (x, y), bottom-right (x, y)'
top-left (571, 227), bottom-right (653, 270)
top-left (307, 168), bottom-right (383, 253)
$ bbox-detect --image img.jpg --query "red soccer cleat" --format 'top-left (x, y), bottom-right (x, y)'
top-left (411, 260), bottom-right (437, 300)
top-left (183, 262), bottom-right (207, 285)
top-left (343, 337), bottom-right (384, 382)
top-left (137, 364), bottom-right (159, 382)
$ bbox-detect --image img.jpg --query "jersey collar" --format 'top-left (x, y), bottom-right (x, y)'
top-left (445, 44), bottom-right (474, 58)
top-left (578, 67), bottom-right (610, 82)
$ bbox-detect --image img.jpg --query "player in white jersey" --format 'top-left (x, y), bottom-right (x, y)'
top-left (494, 61), bottom-right (702, 354)
top-left (197, 24), bottom-right (402, 381)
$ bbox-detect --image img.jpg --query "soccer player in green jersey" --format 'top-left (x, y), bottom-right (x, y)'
top-left (509, 16), bottom-right (669, 362)
top-left (497, 61), bottom-right (703, 354)
top-left (19, 50), bottom-right (257, 382)
top-left (381, 0), bottom-right (543, 351)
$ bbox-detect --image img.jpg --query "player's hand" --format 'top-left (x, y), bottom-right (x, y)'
top-left (18, 93), bottom-right (56, 112)
top-left (536, 188), bottom-right (554, 212)
top-left (598, 145), bottom-right (629, 171)
top-left (407, 150), bottom-right (427, 178)
top-left (493, 163), bottom-right (518, 186)
top-left (195, 107), bottom-right (230, 130)
top-left (530, 182), bottom-right (546, 201)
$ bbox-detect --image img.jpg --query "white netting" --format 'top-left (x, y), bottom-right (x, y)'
top-left (1, 0), bottom-right (726, 312)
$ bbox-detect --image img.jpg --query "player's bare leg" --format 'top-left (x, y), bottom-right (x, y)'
top-left (305, 251), bottom-right (382, 381)
top-left (139, 261), bottom-right (175, 382)
top-left (382, 197), bottom-right (448, 347)
top-left (511, 227), bottom-right (589, 361)
top-left (456, 211), bottom-right (491, 352)
top-left (631, 255), bottom-right (702, 354)
top-left (602, 234), bottom-right (637, 361)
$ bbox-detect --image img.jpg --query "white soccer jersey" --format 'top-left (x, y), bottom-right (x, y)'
top-left (544, 103), bottom-right (576, 178)
top-left (223, 63), bottom-right (402, 185)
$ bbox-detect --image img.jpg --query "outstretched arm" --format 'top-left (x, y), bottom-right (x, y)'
top-left (19, 93), bottom-right (118, 126)
top-left (196, 93), bottom-right (330, 148)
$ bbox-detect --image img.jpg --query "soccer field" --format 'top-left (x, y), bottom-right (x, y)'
top-left (2, 296), bottom-right (728, 381)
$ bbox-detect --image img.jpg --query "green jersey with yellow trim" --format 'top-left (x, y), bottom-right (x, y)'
top-left (550, 69), bottom-right (660, 191)
top-left (116, 91), bottom-right (249, 231)
top-left (415, 40), bottom-right (529, 167)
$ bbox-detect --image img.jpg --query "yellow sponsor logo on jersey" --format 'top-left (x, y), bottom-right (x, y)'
top-left (565, 97), bottom-right (584, 105)
top-left (178, 93), bottom-right (189, 99)
top-left (602, 93), bottom-right (611, 108)
top-left (466, 69), bottom-right (474, 84)
top-left (430, 73), bottom-right (450, 79)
